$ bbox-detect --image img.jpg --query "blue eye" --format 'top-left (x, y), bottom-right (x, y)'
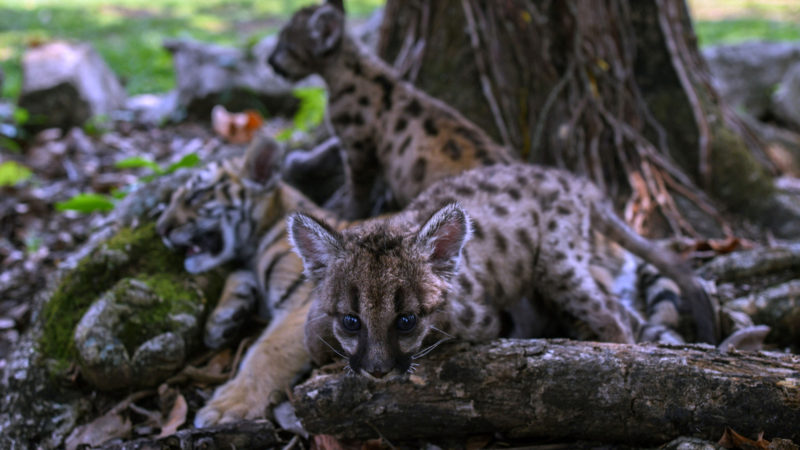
top-left (396, 313), bottom-right (417, 332)
top-left (342, 314), bottom-right (361, 332)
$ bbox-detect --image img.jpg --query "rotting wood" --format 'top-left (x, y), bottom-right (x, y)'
top-left (292, 339), bottom-right (800, 445)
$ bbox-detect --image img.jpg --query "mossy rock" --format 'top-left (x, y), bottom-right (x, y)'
top-left (73, 276), bottom-right (204, 390)
top-left (39, 222), bottom-right (225, 385)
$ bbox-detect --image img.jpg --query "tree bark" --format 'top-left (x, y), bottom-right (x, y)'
top-left (292, 339), bottom-right (800, 445)
top-left (377, 0), bottom-right (800, 238)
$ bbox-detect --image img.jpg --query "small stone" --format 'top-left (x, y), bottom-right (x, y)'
top-left (0, 318), bottom-right (15, 330)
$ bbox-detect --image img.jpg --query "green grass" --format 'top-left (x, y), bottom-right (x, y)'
top-left (0, 0), bottom-right (383, 99)
top-left (3, 0), bottom-right (797, 99)
top-left (694, 18), bottom-right (800, 46)
top-left (689, 0), bottom-right (800, 46)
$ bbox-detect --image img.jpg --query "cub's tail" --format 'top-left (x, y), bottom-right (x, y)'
top-left (591, 202), bottom-right (720, 344)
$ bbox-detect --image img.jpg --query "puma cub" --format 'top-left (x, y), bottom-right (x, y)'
top-left (290, 164), bottom-right (717, 377)
top-left (268, 0), bottom-right (513, 218)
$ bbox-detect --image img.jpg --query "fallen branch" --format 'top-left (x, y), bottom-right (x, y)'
top-left (292, 339), bottom-right (800, 446)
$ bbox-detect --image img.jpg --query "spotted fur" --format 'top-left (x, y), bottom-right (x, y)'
top-left (268, 0), bottom-right (514, 219)
top-left (290, 164), bottom-right (717, 378)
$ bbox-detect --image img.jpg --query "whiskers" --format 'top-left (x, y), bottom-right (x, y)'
top-left (306, 313), bottom-right (328, 324)
top-left (406, 362), bottom-right (420, 374)
top-left (317, 336), bottom-right (348, 360)
top-left (411, 326), bottom-right (456, 361)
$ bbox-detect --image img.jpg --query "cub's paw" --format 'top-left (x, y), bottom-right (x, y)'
top-left (203, 299), bottom-right (251, 349)
top-left (193, 378), bottom-right (278, 427)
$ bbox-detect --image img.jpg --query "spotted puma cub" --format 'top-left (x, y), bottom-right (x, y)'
top-left (290, 164), bottom-right (717, 377)
top-left (269, 0), bottom-right (513, 218)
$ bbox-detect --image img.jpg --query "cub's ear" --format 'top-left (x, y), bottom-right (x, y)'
top-left (288, 213), bottom-right (343, 278)
top-left (415, 203), bottom-right (472, 276)
top-left (308, 3), bottom-right (344, 57)
top-left (243, 133), bottom-right (283, 185)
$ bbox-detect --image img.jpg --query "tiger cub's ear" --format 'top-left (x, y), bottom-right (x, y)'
top-left (243, 133), bottom-right (283, 185)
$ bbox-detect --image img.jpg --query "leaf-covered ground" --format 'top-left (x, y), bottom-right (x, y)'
top-left (0, 119), bottom-right (221, 372)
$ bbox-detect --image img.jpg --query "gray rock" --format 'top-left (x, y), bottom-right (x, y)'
top-left (121, 91), bottom-right (180, 125)
top-left (0, 290), bottom-right (91, 449)
top-left (164, 36), bottom-right (304, 119)
top-left (73, 278), bottom-right (204, 391)
top-left (772, 62), bottom-right (800, 131)
top-left (163, 8), bottom-right (383, 120)
top-left (704, 41), bottom-right (800, 118)
top-left (18, 41), bottom-right (126, 130)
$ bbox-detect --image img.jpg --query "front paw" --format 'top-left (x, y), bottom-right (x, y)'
top-left (194, 377), bottom-right (279, 427)
top-left (203, 299), bottom-right (250, 349)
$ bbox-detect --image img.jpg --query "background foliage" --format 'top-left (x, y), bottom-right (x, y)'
top-left (1, 1), bottom-right (796, 101)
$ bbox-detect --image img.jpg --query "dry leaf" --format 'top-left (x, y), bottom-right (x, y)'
top-left (65, 410), bottom-right (132, 450)
top-left (312, 434), bottom-right (362, 450)
top-left (361, 438), bottom-right (385, 450)
top-left (768, 438), bottom-right (800, 450)
top-left (157, 393), bottom-right (187, 438)
top-left (718, 427), bottom-right (770, 450)
top-left (211, 105), bottom-right (264, 144)
top-left (687, 236), bottom-right (754, 257)
top-left (466, 434), bottom-right (492, 450)
top-left (203, 348), bottom-right (233, 376)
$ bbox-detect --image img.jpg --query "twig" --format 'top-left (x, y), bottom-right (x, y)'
top-left (408, 1), bottom-right (431, 82)
top-left (230, 336), bottom-right (255, 380)
top-left (461, 0), bottom-right (513, 149)
top-left (531, 60), bottom-right (576, 159)
top-left (128, 403), bottom-right (162, 426)
top-left (107, 389), bottom-right (157, 415)
top-left (655, 0), bottom-right (712, 190)
top-left (367, 422), bottom-right (396, 449)
top-left (281, 434), bottom-right (300, 450)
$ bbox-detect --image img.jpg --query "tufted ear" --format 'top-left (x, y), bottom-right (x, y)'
top-left (288, 213), bottom-right (343, 279)
top-left (415, 203), bottom-right (472, 276)
top-left (308, 3), bottom-right (345, 57)
top-left (242, 133), bottom-right (283, 185)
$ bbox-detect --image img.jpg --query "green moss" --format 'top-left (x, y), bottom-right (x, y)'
top-left (709, 124), bottom-right (776, 218)
top-left (39, 222), bottom-right (204, 371)
top-left (116, 274), bottom-right (205, 355)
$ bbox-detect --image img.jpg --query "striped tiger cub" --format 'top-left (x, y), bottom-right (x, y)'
top-left (157, 134), bottom-right (345, 427)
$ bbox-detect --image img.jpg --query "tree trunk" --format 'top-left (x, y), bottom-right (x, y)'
top-left (292, 339), bottom-right (800, 445)
top-left (377, 0), bottom-right (800, 238)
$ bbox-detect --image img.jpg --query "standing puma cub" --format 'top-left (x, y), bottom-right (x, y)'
top-left (269, 0), bottom-right (513, 218)
top-left (290, 164), bottom-right (717, 376)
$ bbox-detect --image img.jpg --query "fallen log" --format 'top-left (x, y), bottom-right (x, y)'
top-left (292, 339), bottom-right (800, 446)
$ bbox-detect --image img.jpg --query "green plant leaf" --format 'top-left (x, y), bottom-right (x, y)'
top-left (115, 156), bottom-right (164, 174)
top-left (0, 161), bottom-right (33, 186)
top-left (110, 186), bottom-right (130, 199)
top-left (12, 107), bottom-right (29, 125)
top-left (55, 193), bottom-right (115, 213)
top-left (292, 86), bottom-right (327, 132)
top-left (275, 128), bottom-right (293, 142)
top-left (0, 137), bottom-right (22, 153)
top-left (165, 153), bottom-right (200, 174)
